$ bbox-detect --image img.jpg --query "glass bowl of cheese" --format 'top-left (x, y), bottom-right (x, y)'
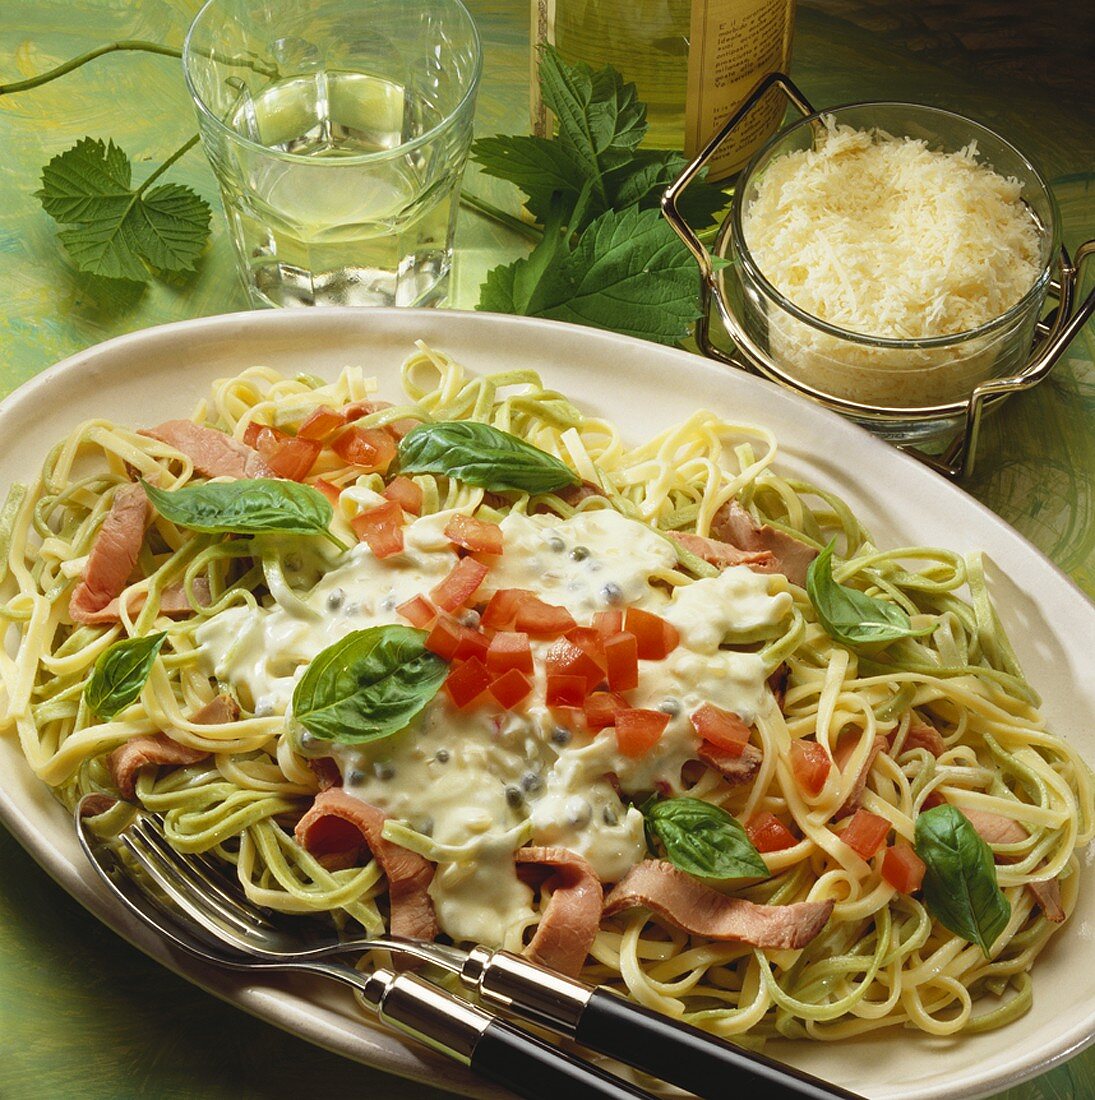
top-left (716, 101), bottom-right (1057, 444)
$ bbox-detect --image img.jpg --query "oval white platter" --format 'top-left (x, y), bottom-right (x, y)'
top-left (0, 307), bottom-right (1092, 1100)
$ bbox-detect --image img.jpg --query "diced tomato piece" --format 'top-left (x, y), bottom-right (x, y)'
top-left (480, 588), bottom-right (535, 630)
top-left (444, 514), bottom-right (504, 556)
top-left (545, 639), bottom-right (605, 693)
top-left (881, 842), bottom-right (927, 894)
top-left (583, 691), bottom-right (629, 730)
top-left (691, 703), bottom-right (751, 756)
top-left (841, 810), bottom-right (891, 860)
top-left (485, 631), bottom-right (533, 676)
top-left (603, 632), bottom-right (638, 693)
top-left (425, 617), bottom-right (462, 660)
top-left (746, 812), bottom-right (798, 853)
top-left (431, 557), bottom-right (489, 613)
top-left (425, 616), bottom-right (487, 662)
top-left (445, 658), bottom-right (491, 709)
top-left (615, 708), bottom-right (670, 758)
top-left (921, 790), bottom-right (947, 810)
top-left (382, 476), bottom-right (423, 515)
top-left (350, 500), bottom-right (404, 559)
top-left (546, 674), bottom-right (587, 708)
top-left (790, 740), bottom-right (831, 796)
top-left (298, 405), bottom-right (347, 440)
top-left (565, 627), bottom-right (607, 667)
top-left (625, 608), bottom-right (679, 660)
top-left (452, 626), bottom-right (489, 663)
top-left (313, 478), bottom-right (342, 506)
top-left (242, 420), bottom-right (277, 449)
top-left (592, 610), bottom-right (624, 637)
top-left (396, 594), bottom-right (435, 628)
top-left (489, 668), bottom-right (533, 710)
top-left (332, 426), bottom-right (397, 473)
top-left (246, 424), bottom-right (321, 481)
top-left (514, 594), bottom-right (577, 637)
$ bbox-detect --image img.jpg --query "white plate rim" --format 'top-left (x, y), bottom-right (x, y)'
top-left (0, 305), bottom-right (1091, 1100)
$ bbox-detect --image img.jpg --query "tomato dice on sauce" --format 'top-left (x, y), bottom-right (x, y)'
top-left (489, 668), bottom-right (533, 710)
top-left (445, 658), bottom-right (490, 708)
top-left (690, 703), bottom-right (751, 756)
top-left (430, 557), bottom-right (489, 613)
top-left (395, 594), bottom-right (435, 628)
top-left (624, 608), bottom-right (679, 660)
top-left (350, 500), bottom-right (404, 559)
top-left (486, 631), bottom-right (533, 676)
top-left (513, 594), bottom-right (576, 637)
top-left (444, 514), bottom-right (504, 556)
top-left (603, 631), bottom-right (638, 692)
top-left (481, 588), bottom-right (534, 630)
top-left (545, 638), bottom-right (605, 693)
top-left (583, 691), bottom-right (629, 730)
top-left (615, 708), bottom-right (670, 758)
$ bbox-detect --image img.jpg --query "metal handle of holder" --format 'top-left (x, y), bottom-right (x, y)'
top-left (661, 73), bottom-right (1095, 481)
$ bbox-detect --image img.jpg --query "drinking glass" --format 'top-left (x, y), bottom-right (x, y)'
top-left (183, 0), bottom-right (481, 308)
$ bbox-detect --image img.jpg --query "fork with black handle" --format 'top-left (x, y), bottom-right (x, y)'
top-left (78, 801), bottom-right (653, 1100)
top-left (79, 801), bottom-right (864, 1100)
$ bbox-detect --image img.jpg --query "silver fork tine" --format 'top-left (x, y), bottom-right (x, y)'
top-left (132, 813), bottom-right (278, 929)
top-left (121, 821), bottom-right (264, 944)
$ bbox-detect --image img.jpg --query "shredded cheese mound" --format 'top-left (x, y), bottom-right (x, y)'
top-left (743, 122), bottom-right (1042, 340)
top-left (739, 122), bottom-right (1046, 406)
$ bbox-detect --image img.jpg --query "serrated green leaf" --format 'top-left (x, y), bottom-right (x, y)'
top-left (471, 134), bottom-right (585, 225)
top-left (37, 136), bottom-right (211, 281)
top-left (606, 149), bottom-right (729, 230)
top-left (479, 205), bottom-right (702, 346)
top-left (538, 45), bottom-right (647, 203)
top-left (37, 138), bottom-right (133, 223)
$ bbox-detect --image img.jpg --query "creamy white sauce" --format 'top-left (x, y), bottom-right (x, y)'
top-left (196, 508), bottom-right (791, 944)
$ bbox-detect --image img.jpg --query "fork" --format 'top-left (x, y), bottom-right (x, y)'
top-left (76, 798), bottom-right (655, 1100)
top-left (78, 799), bottom-right (863, 1100)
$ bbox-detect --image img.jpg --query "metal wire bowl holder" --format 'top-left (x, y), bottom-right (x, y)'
top-left (662, 73), bottom-right (1095, 479)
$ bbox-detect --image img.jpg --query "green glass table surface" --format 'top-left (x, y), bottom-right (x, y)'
top-left (0, 1), bottom-right (1091, 1097)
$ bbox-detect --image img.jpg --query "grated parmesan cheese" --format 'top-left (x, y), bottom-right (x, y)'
top-left (740, 121), bottom-right (1046, 406)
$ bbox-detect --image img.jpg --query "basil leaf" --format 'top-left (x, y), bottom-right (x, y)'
top-left (143, 479), bottom-right (345, 549)
top-left (85, 632), bottom-right (166, 720)
top-left (398, 421), bottom-right (579, 494)
top-left (806, 540), bottom-right (932, 648)
top-left (645, 796), bottom-right (769, 880)
top-left (292, 626), bottom-right (447, 746)
top-left (914, 804), bottom-right (1011, 957)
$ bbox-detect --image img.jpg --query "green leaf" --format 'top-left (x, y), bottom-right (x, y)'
top-left (143, 478), bottom-right (343, 548)
top-left (37, 137), bottom-right (211, 280)
top-left (806, 541), bottom-right (933, 648)
top-left (915, 804), bottom-right (1011, 957)
top-left (539, 44), bottom-right (646, 194)
top-left (292, 626), bottom-right (447, 746)
top-left (645, 796), bottom-right (770, 880)
top-left (605, 149), bottom-right (729, 230)
top-left (471, 134), bottom-right (586, 227)
top-left (479, 205), bottom-right (704, 346)
top-left (85, 632), bottom-right (166, 720)
top-left (398, 421), bottom-right (579, 494)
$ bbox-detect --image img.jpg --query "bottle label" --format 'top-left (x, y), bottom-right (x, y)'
top-left (685, 0), bottom-right (795, 179)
